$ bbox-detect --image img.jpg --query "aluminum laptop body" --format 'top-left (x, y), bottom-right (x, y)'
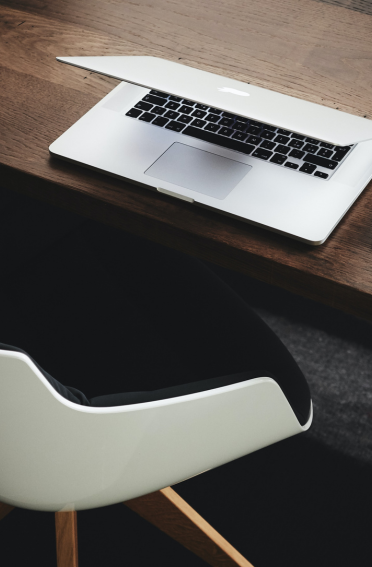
top-left (49, 57), bottom-right (372, 245)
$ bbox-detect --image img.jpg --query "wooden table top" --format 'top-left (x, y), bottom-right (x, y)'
top-left (1, 0), bottom-right (372, 321)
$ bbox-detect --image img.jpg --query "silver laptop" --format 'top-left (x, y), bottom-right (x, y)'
top-left (49, 56), bottom-right (372, 245)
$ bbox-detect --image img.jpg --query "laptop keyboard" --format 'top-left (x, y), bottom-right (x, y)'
top-left (125, 90), bottom-right (354, 180)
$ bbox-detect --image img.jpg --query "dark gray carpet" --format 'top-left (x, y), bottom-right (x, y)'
top-left (209, 263), bottom-right (372, 466)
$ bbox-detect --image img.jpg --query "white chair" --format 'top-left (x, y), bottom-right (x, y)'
top-left (0, 348), bottom-right (312, 566)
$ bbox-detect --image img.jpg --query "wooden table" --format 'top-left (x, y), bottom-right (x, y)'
top-left (1, 0), bottom-right (372, 320)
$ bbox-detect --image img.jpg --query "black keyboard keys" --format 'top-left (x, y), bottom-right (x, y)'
top-left (164, 110), bottom-right (179, 120)
top-left (126, 108), bottom-right (142, 118)
top-left (277, 128), bottom-right (291, 136)
top-left (317, 148), bottom-right (333, 158)
top-left (247, 135), bottom-right (262, 145)
top-left (261, 140), bottom-right (275, 150)
top-left (303, 143), bottom-right (318, 154)
top-left (183, 126), bottom-right (254, 155)
top-left (143, 94), bottom-right (167, 105)
top-left (206, 113), bottom-right (220, 123)
top-left (152, 106), bottom-right (166, 115)
top-left (152, 116), bottom-right (169, 127)
top-left (270, 153), bottom-right (287, 165)
top-left (303, 154), bottom-right (338, 169)
top-left (135, 101), bottom-right (153, 111)
top-left (232, 132), bottom-right (247, 141)
top-left (219, 117), bottom-right (234, 127)
top-left (138, 112), bottom-right (155, 122)
top-left (204, 123), bottom-right (220, 132)
top-left (191, 119), bottom-right (207, 128)
top-left (300, 163), bottom-right (316, 174)
top-left (234, 121), bottom-right (247, 131)
top-left (192, 109), bottom-right (207, 119)
top-left (289, 139), bottom-right (304, 149)
top-left (247, 125), bottom-right (261, 135)
top-left (305, 137), bottom-right (319, 145)
top-left (274, 135), bottom-right (290, 144)
top-left (314, 171), bottom-right (329, 179)
top-left (165, 101), bottom-right (180, 110)
top-left (276, 144), bottom-right (290, 155)
top-left (285, 162), bottom-right (299, 169)
top-left (261, 130), bottom-right (276, 140)
top-left (179, 105), bottom-right (193, 114)
top-left (165, 120), bottom-right (185, 132)
top-left (178, 114), bottom-right (193, 124)
top-left (219, 127), bottom-right (234, 137)
top-left (289, 149), bottom-right (305, 159)
top-left (150, 90), bottom-right (167, 97)
top-left (252, 148), bottom-right (273, 160)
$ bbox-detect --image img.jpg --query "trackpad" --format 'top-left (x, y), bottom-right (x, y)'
top-left (145, 142), bottom-right (251, 200)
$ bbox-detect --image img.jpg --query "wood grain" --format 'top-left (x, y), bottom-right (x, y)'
top-left (124, 487), bottom-right (254, 567)
top-left (55, 511), bottom-right (79, 567)
top-left (1, 0), bottom-right (372, 320)
top-left (0, 501), bottom-right (14, 521)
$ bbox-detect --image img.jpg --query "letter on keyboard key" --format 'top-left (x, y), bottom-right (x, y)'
top-left (303, 154), bottom-right (338, 169)
top-left (252, 148), bottom-right (273, 160)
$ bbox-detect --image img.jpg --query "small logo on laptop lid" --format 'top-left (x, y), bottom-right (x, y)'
top-left (218, 87), bottom-right (250, 96)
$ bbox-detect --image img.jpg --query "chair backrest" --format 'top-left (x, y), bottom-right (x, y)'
top-left (0, 349), bottom-right (312, 512)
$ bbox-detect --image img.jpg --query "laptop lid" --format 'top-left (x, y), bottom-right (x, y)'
top-left (57, 56), bottom-right (372, 147)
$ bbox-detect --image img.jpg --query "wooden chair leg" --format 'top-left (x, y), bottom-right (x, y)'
top-left (124, 487), bottom-right (254, 567)
top-left (55, 511), bottom-right (79, 567)
top-left (0, 502), bottom-right (14, 521)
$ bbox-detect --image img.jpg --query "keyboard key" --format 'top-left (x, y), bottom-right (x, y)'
top-left (152, 116), bottom-right (169, 127)
top-left (192, 109), bottom-right (207, 119)
top-left (288, 139), bottom-right (304, 149)
top-left (169, 95), bottom-right (182, 102)
top-left (208, 107), bottom-right (222, 114)
top-left (182, 99), bottom-right (195, 106)
top-left (219, 127), bottom-right (234, 137)
top-left (191, 119), bottom-right (207, 128)
top-left (143, 94), bottom-right (167, 106)
top-left (219, 118), bottom-right (235, 127)
top-left (305, 137), bottom-right (319, 145)
top-left (179, 105), bottom-right (193, 114)
top-left (276, 144), bottom-right (290, 155)
top-left (252, 148), bottom-right (273, 160)
top-left (178, 114), bottom-right (193, 124)
top-left (126, 108), bottom-right (142, 118)
top-left (261, 130), bottom-right (276, 140)
top-left (270, 153), bottom-right (287, 165)
top-left (289, 149), bottom-right (305, 159)
top-left (134, 101), bottom-right (153, 111)
top-left (332, 150), bottom-right (348, 162)
top-left (261, 124), bottom-right (276, 131)
top-left (195, 103), bottom-right (209, 110)
top-left (291, 133), bottom-right (306, 140)
top-left (317, 148), bottom-right (333, 158)
top-left (285, 162), bottom-right (299, 169)
top-left (261, 140), bottom-right (275, 150)
top-left (247, 135), bottom-right (262, 145)
top-left (205, 123), bottom-right (220, 132)
top-left (183, 126), bottom-right (255, 155)
top-left (320, 142), bottom-right (334, 149)
top-left (165, 120), bottom-right (185, 132)
top-left (249, 121), bottom-right (265, 128)
top-left (152, 106), bottom-right (166, 115)
top-left (277, 128), bottom-right (291, 136)
top-left (164, 110), bottom-right (180, 120)
top-left (303, 143), bottom-right (318, 154)
top-left (303, 154), bottom-right (338, 169)
top-left (150, 90), bottom-right (167, 97)
top-left (222, 112), bottom-right (237, 119)
top-left (234, 122), bottom-right (248, 131)
top-left (314, 171), bottom-right (329, 179)
top-left (205, 113), bottom-right (220, 123)
top-left (247, 126), bottom-right (261, 135)
top-left (274, 135), bottom-right (290, 144)
top-left (165, 101), bottom-right (180, 110)
top-left (299, 163), bottom-right (316, 174)
top-left (138, 112), bottom-right (155, 122)
top-left (232, 132), bottom-right (247, 141)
